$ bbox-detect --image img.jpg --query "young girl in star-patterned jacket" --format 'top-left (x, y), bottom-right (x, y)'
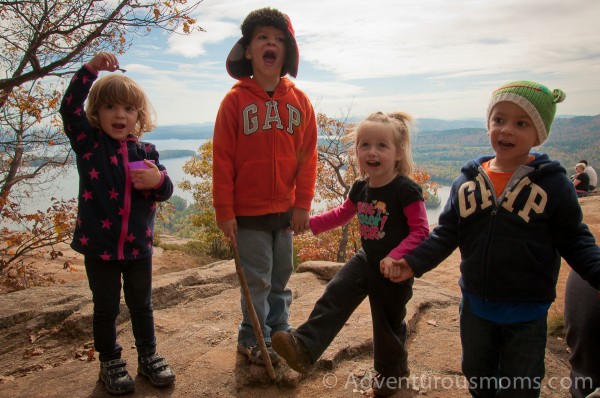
top-left (60, 52), bottom-right (175, 395)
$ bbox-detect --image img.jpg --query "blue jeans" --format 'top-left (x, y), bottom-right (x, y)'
top-left (460, 296), bottom-right (547, 398)
top-left (235, 227), bottom-right (293, 347)
top-left (85, 256), bottom-right (156, 362)
top-left (295, 250), bottom-right (413, 377)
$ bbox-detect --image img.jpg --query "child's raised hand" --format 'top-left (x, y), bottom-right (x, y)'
top-left (87, 52), bottom-right (121, 73)
top-left (130, 160), bottom-right (162, 190)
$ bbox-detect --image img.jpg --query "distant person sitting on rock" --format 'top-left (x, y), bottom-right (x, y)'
top-left (272, 111), bottom-right (430, 397)
top-left (574, 163), bottom-right (591, 197)
top-left (387, 81), bottom-right (600, 398)
top-left (60, 52), bottom-right (176, 395)
top-left (579, 159), bottom-right (597, 191)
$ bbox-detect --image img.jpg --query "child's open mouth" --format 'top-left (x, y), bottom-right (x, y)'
top-left (498, 140), bottom-right (514, 148)
top-left (263, 50), bottom-right (276, 65)
top-left (113, 123), bottom-right (126, 129)
top-left (367, 160), bottom-right (381, 167)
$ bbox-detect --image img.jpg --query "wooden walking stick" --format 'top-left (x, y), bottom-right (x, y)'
top-left (231, 244), bottom-right (276, 380)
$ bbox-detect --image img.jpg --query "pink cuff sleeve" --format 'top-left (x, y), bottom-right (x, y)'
top-left (309, 197), bottom-right (357, 235)
top-left (387, 200), bottom-right (430, 259)
top-left (152, 171), bottom-right (165, 190)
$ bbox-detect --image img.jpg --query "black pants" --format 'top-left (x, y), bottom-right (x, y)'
top-left (565, 271), bottom-right (600, 398)
top-left (295, 250), bottom-right (413, 377)
top-left (85, 256), bottom-right (156, 362)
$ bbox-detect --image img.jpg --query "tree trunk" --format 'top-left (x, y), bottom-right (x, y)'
top-left (336, 224), bottom-right (349, 263)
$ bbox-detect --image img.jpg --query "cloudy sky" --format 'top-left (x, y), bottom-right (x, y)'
top-left (117, 0), bottom-right (600, 126)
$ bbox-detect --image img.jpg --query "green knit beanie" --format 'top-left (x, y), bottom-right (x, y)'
top-left (487, 80), bottom-right (566, 145)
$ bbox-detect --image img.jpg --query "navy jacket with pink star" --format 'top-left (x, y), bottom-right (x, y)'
top-left (60, 66), bottom-right (173, 261)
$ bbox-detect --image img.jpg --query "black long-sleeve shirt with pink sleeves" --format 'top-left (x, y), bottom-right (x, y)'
top-left (59, 66), bottom-right (173, 261)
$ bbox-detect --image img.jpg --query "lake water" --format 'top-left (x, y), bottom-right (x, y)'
top-left (20, 139), bottom-right (451, 225)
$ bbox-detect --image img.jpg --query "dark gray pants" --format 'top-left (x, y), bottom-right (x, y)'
top-left (565, 271), bottom-right (600, 398)
top-left (294, 250), bottom-right (413, 377)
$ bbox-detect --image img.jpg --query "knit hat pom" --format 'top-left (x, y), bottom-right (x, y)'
top-left (553, 89), bottom-right (566, 104)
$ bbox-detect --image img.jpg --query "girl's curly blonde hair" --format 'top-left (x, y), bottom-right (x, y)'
top-left (85, 74), bottom-right (156, 137)
top-left (350, 111), bottom-right (415, 179)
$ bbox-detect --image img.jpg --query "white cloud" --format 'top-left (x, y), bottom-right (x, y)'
top-left (121, 0), bottom-right (600, 123)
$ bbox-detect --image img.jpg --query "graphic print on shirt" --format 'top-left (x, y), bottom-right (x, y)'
top-left (243, 100), bottom-right (301, 135)
top-left (458, 175), bottom-right (547, 223)
top-left (358, 200), bottom-right (389, 240)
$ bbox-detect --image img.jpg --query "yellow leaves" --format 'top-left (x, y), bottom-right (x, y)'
top-left (153, 8), bottom-right (160, 20)
top-left (183, 22), bottom-right (190, 34)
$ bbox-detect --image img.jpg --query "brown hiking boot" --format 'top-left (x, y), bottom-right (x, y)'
top-left (271, 330), bottom-right (312, 373)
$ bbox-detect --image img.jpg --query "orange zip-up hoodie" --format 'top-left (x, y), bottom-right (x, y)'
top-left (212, 76), bottom-right (317, 221)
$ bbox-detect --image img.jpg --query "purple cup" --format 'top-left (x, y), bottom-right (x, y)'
top-left (129, 159), bottom-right (155, 170)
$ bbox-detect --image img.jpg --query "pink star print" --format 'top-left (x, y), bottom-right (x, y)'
top-left (89, 168), bottom-right (100, 180)
top-left (100, 251), bottom-right (111, 261)
top-left (83, 152), bottom-right (93, 160)
top-left (146, 228), bottom-right (152, 237)
top-left (110, 155), bottom-right (118, 165)
top-left (82, 190), bottom-right (93, 201)
top-left (82, 76), bottom-right (91, 85)
top-left (74, 107), bottom-right (82, 116)
top-left (126, 233), bottom-right (135, 243)
top-left (101, 218), bottom-right (112, 229)
top-left (65, 93), bottom-right (73, 105)
top-left (79, 235), bottom-right (89, 246)
top-left (108, 188), bottom-right (119, 200)
top-left (76, 132), bottom-right (87, 141)
top-left (132, 248), bottom-right (140, 257)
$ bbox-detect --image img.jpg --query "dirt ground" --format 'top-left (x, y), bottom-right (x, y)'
top-left (2, 197), bottom-right (599, 397)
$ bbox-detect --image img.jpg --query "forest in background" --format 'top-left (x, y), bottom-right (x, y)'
top-left (154, 114), bottom-right (600, 185)
top-left (413, 114), bottom-right (600, 184)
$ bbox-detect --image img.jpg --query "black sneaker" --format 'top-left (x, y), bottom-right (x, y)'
top-left (137, 353), bottom-right (176, 387)
top-left (237, 342), bottom-right (281, 365)
top-left (271, 330), bottom-right (312, 373)
top-left (371, 372), bottom-right (410, 397)
top-left (99, 358), bottom-right (135, 395)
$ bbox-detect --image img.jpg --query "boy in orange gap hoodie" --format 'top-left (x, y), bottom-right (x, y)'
top-left (212, 7), bottom-right (318, 366)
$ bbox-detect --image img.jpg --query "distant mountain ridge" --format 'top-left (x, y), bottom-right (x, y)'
top-left (413, 114), bottom-right (600, 183)
top-left (150, 118), bottom-right (489, 140)
top-left (151, 115), bottom-right (600, 185)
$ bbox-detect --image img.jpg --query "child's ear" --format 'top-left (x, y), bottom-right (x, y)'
top-left (245, 47), bottom-right (252, 60)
